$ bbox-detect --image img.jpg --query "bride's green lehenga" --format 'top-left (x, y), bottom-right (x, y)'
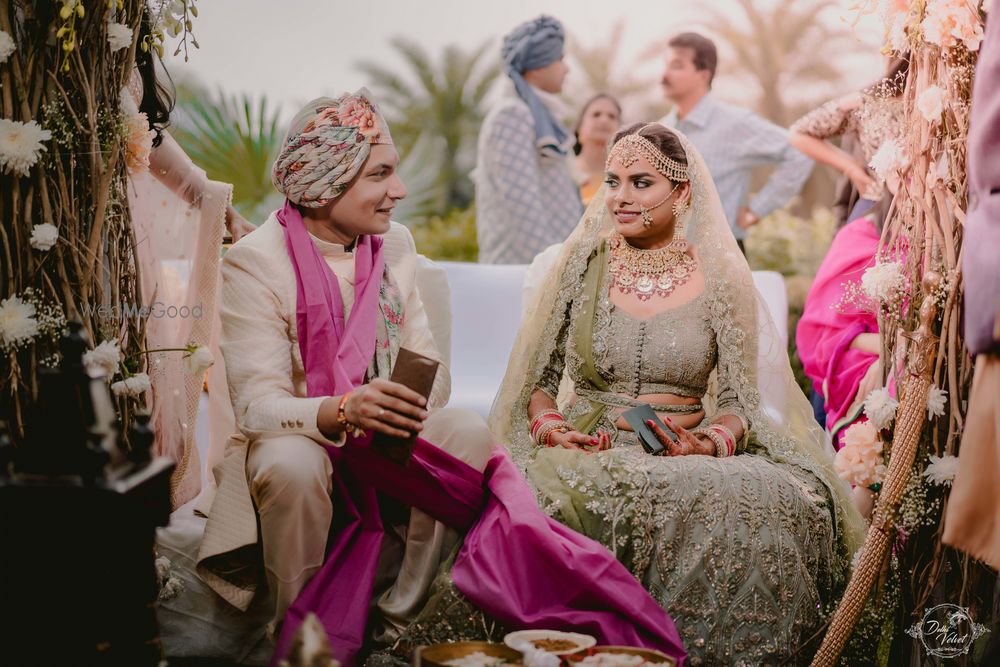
top-left (522, 252), bottom-right (841, 665)
top-left (378, 127), bottom-right (864, 667)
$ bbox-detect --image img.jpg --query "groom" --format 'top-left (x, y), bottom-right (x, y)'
top-left (195, 90), bottom-right (495, 649)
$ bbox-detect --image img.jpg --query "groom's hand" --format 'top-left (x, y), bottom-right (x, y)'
top-left (345, 378), bottom-right (429, 438)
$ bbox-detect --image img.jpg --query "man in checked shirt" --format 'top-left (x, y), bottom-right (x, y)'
top-left (659, 32), bottom-right (813, 255)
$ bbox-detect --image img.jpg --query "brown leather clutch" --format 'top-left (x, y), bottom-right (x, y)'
top-left (371, 348), bottom-right (439, 465)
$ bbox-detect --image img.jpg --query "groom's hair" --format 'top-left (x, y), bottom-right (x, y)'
top-left (667, 32), bottom-right (718, 87)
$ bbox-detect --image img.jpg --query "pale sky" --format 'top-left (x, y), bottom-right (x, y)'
top-left (165, 0), bottom-right (885, 122)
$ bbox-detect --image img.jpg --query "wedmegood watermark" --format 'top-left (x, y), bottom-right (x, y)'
top-left (80, 301), bottom-right (203, 320)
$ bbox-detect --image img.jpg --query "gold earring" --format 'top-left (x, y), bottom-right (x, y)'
top-left (672, 200), bottom-right (688, 244)
top-left (672, 198), bottom-right (688, 219)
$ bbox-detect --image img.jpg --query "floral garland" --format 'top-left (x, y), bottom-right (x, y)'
top-left (1, 1), bottom-right (199, 441)
top-left (827, 2), bottom-right (991, 664)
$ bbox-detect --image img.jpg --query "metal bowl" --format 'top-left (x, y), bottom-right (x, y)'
top-left (419, 641), bottom-right (524, 667)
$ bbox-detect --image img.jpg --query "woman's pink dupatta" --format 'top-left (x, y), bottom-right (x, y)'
top-left (272, 201), bottom-right (686, 667)
top-left (797, 217), bottom-right (880, 439)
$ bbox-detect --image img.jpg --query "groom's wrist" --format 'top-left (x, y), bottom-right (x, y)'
top-left (318, 396), bottom-right (347, 438)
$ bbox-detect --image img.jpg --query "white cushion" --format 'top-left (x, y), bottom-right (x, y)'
top-left (437, 261), bottom-right (528, 417)
top-left (414, 255), bottom-right (453, 367)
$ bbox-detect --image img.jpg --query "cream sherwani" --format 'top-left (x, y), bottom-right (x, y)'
top-left (196, 214), bottom-right (491, 640)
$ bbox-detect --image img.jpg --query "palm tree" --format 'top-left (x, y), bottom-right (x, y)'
top-left (392, 132), bottom-right (447, 226)
top-left (662, 0), bottom-right (867, 216)
top-left (563, 20), bottom-right (653, 120)
top-left (171, 86), bottom-right (284, 220)
top-left (699, 0), bottom-right (858, 126)
top-left (356, 37), bottom-right (501, 215)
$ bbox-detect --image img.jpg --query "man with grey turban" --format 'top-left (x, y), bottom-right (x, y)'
top-left (475, 14), bottom-right (583, 264)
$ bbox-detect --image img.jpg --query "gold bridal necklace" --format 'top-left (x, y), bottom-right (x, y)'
top-left (608, 231), bottom-right (697, 301)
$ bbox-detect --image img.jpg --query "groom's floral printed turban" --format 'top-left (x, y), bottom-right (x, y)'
top-left (271, 88), bottom-right (393, 208)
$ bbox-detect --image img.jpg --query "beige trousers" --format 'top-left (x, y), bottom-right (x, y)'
top-left (245, 407), bottom-right (494, 637)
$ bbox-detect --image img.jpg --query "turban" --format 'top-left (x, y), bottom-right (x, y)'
top-left (271, 88), bottom-right (393, 208)
top-left (501, 15), bottom-right (571, 156)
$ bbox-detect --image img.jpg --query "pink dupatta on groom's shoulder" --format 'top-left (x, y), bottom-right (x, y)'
top-left (272, 201), bottom-right (686, 667)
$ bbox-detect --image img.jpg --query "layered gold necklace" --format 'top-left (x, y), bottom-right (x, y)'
top-left (607, 232), bottom-right (697, 301)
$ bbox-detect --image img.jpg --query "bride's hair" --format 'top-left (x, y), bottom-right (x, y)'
top-left (610, 123), bottom-right (688, 185)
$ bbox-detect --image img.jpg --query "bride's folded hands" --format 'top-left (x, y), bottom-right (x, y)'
top-left (647, 417), bottom-right (715, 456)
top-left (547, 429), bottom-right (613, 452)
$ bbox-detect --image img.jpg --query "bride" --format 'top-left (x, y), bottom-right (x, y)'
top-left (489, 123), bottom-right (866, 665)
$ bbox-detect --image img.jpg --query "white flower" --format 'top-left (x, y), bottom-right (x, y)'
top-left (82, 339), bottom-right (121, 378)
top-left (917, 86), bottom-right (945, 122)
top-left (154, 556), bottom-right (172, 583)
top-left (158, 576), bottom-right (184, 602)
top-left (861, 260), bottom-right (906, 303)
top-left (0, 119), bottom-right (52, 177)
top-left (922, 0), bottom-right (985, 51)
top-left (927, 385), bottom-right (948, 418)
top-left (183, 344), bottom-right (214, 375)
top-left (154, 0), bottom-right (188, 38)
top-left (864, 387), bottom-right (899, 430)
top-left (0, 29), bottom-right (14, 65)
top-left (0, 295), bottom-right (40, 348)
top-left (923, 454), bottom-right (960, 486)
top-left (29, 223), bottom-right (59, 251)
top-left (878, 0), bottom-right (912, 52)
top-left (106, 21), bottom-right (133, 52)
top-left (887, 17), bottom-right (909, 52)
top-left (111, 372), bottom-right (151, 398)
top-left (869, 138), bottom-right (908, 181)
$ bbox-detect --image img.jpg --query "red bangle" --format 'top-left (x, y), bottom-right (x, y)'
top-left (709, 425), bottom-right (736, 457)
top-left (531, 412), bottom-right (565, 437)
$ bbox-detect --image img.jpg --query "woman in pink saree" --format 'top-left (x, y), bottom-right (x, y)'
top-left (796, 214), bottom-right (883, 445)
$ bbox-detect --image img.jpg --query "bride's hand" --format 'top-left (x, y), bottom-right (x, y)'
top-left (547, 429), bottom-right (612, 452)
top-left (647, 418), bottom-right (714, 457)
top-left (225, 206), bottom-right (256, 243)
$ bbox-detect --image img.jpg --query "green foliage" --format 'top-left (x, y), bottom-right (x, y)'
top-left (357, 38), bottom-right (500, 215)
top-left (562, 20), bottom-right (651, 119)
top-left (745, 206), bottom-right (835, 277)
top-left (410, 206), bottom-right (478, 262)
top-left (698, 0), bottom-right (857, 126)
top-left (393, 133), bottom-right (448, 227)
top-left (746, 207), bottom-right (836, 396)
top-left (171, 89), bottom-right (283, 220)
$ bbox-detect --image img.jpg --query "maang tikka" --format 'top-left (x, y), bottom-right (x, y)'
top-left (608, 126), bottom-right (691, 230)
